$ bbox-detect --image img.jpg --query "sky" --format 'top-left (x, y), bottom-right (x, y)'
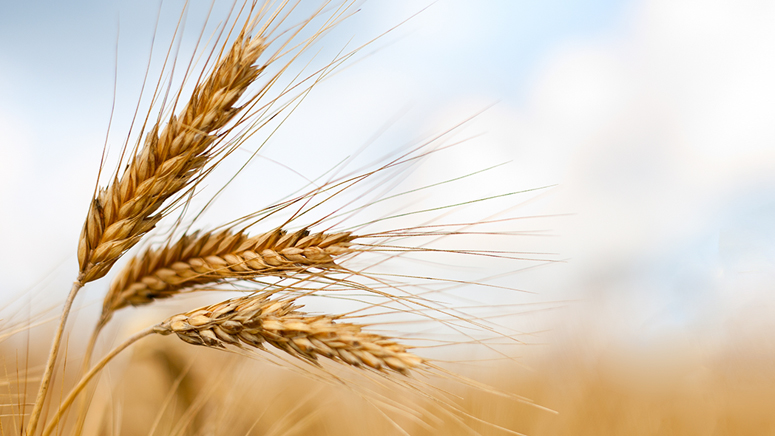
top-left (1, 0), bottom-right (774, 366)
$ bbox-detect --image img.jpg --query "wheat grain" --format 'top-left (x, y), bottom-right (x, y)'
top-left (154, 294), bottom-right (424, 374)
top-left (76, 29), bottom-right (269, 284)
top-left (100, 228), bottom-right (355, 323)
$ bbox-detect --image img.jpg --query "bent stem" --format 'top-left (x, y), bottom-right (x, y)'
top-left (72, 320), bottom-right (107, 436)
top-left (27, 278), bottom-right (84, 436)
top-left (41, 326), bottom-right (156, 436)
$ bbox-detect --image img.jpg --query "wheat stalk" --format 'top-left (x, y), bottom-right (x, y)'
top-left (40, 327), bottom-right (156, 436)
top-left (100, 228), bottom-right (355, 324)
top-left (155, 294), bottom-right (424, 374)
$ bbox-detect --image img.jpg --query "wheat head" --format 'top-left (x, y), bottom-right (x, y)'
top-left (101, 228), bottom-right (355, 323)
top-left (154, 294), bottom-right (424, 374)
top-left (77, 29), bottom-right (269, 283)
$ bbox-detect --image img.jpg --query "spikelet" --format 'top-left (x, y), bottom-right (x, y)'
top-left (77, 29), bottom-right (269, 283)
top-left (154, 295), bottom-right (424, 374)
top-left (101, 228), bottom-right (355, 322)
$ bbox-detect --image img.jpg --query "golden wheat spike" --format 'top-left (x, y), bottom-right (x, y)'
top-left (155, 294), bottom-right (424, 374)
top-left (100, 228), bottom-right (355, 322)
top-left (77, 32), bottom-right (268, 283)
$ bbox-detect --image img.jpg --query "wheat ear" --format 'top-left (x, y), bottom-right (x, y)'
top-left (99, 228), bottom-right (355, 324)
top-left (155, 294), bottom-right (424, 374)
top-left (77, 30), bottom-right (269, 284)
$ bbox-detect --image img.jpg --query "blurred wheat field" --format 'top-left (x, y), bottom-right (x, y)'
top-left (3, 0), bottom-right (775, 435)
top-left (5, 333), bottom-right (773, 435)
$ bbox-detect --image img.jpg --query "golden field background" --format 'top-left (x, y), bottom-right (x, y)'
top-left (4, 323), bottom-right (774, 435)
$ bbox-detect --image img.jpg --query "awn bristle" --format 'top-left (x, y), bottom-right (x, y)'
top-left (154, 295), bottom-right (424, 374)
top-left (101, 228), bottom-right (355, 322)
top-left (77, 30), bottom-right (268, 283)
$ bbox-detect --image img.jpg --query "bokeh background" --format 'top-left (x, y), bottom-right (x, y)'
top-left (1, 0), bottom-right (775, 434)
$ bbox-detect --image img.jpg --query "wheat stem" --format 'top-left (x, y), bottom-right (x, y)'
top-left (27, 278), bottom-right (83, 436)
top-left (40, 327), bottom-right (155, 436)
top-left (71, 322), bottom-right (105, 436)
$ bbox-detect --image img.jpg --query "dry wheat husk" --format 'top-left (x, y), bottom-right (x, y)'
top-left (77, 29), bottom-right (269, 283)
top-left (154, 294), bottom-right (424, 374)
top-left (101, 228), bottom-right (355, 322)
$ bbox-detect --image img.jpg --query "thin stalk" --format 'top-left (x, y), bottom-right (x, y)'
top-left (41, 326), bottom-right (156, 436)
top-left (27, 278), bottom-right (84, 436)
top-left (72, 321), bottom-right (106, 436)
